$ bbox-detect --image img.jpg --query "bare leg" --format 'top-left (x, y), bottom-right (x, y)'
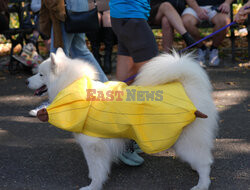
top-left (116, 55), bottom-right (147, 83)
top-left (161, 16), bottom-right (174, 52)
top-left (116, 55), bottom-right (134, 81)
top-left (211, 13), bottom-right (230, 47)
top-left (182, 14), bottom-right (203, 47)
top-left (102, 10), bottom-right (111, 27)
top-left (155, 2), bottom-right (186, 35)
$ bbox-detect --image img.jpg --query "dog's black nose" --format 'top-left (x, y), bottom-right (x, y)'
top-left (25, 80), bottom-right (29, 85)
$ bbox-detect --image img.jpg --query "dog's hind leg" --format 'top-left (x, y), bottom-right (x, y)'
top-left (173, 123), bottom-right (214, 190)
top-left (190, 164), bottom-right (211, 190)
top-left (74, 134), bottom-right (113, 190)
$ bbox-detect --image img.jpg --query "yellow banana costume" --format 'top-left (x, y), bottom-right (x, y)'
top-left (39, 76), bottom-right (199, 154)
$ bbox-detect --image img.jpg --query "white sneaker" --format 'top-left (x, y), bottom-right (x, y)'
top-left (29, 101), bottom-right (50, 117)
top-left (209, 49), bottom-right (220, 67)
top-left (197, 48), bottom-right (208, 68)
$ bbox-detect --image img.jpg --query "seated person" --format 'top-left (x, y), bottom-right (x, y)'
top-left (182, 0), bottom-right (233, 67)
top-left (148, 0), bottom-right (195, 53)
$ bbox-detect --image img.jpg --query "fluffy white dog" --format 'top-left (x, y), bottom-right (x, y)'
top-left (27, 48), bottom-right (218, 190)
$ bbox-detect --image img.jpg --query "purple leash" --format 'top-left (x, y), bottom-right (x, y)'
top-left (123, 74), bottom-right (140, 83)
top-left (180, 21), bottom-right (236, 53)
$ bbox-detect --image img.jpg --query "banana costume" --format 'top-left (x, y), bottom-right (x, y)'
top-left (38, 76), bottom-right (201, 154)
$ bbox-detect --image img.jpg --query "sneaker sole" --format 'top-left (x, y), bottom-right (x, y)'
top-left (119, 154), bottom-right (144, 166)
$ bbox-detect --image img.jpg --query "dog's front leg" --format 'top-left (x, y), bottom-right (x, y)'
top-left (75, 134), bottom-right (112, 190)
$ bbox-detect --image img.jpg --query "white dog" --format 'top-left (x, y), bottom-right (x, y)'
top-left (27, 48), bottom-right (218, 190)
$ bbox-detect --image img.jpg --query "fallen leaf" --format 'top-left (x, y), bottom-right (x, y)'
top-left (239, 62), bottom-right (250, 69)
top-left (217, 105), bottom-right (225, 108)
top-left (225, 82), bottom-right (236, 86)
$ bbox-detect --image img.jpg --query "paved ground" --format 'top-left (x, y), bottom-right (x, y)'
top-left (0, 57), bottom-right (249, 190)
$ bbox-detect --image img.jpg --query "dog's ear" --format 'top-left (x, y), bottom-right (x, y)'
top-left (50, 52), bottom-right (58, 74)
top-left (56, 48), bottom-right (65, 58)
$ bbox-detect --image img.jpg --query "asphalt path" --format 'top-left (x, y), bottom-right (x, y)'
top-left (0, 65), bottom-right (249, 190)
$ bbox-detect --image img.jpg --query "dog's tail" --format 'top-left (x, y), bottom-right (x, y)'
top-left (133, 51), bottom-right (217, 121)
top-left (133, 51), bottom-right (212, 93)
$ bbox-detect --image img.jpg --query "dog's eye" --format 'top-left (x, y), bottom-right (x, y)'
top-left (39, 74), bottom-right (43, 77)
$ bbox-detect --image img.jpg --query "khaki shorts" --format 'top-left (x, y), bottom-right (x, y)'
top-left (182, 6), bottom-right (228, 22)
top-left (111, 18), bottom-right (158, 63)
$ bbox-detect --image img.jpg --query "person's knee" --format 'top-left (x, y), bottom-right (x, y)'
top-left (160, 2), bottom-right (173, 11)
top-left (212, 14), bottom-right (230, 27)
top-left (182, 14), bottom-right (197, 29)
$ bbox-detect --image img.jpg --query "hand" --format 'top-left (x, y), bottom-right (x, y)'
top-left (218, 2), bottom-right (230, 14)
top-left (196, 8), bottom-right (209, 20)
top-left (234, 6), bottom-right (250, 24)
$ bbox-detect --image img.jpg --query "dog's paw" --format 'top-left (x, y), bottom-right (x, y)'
top-left (190, 185), bottom-right (208, 190)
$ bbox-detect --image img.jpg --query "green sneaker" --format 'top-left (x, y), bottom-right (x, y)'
top-left (119, 141), bottom-right (144, 166)
top-left (119, 150), bottom-right (144, 166)
top-left (132, 141), bottom-right (143, 154)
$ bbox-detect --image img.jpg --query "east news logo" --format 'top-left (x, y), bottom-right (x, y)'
top-left (86, 89), bottom-right (163, 101)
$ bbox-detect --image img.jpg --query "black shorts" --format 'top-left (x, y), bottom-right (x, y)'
top-left (111, 17), bottom-right (158, 63)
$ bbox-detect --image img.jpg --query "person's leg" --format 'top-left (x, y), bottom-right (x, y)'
top-left (50, 23), bottom-right (108, 82)
top-left (182, 14), bottom-right (202, 46)
top-left (71, 33), bottom-right (108, 82)
top-left (182, 12), bottom-right (208, 67)
top-left (116, 55), bottom-right (146, 82)
top-left (102, 10), bottom-right (116, 74)
top-left (85, 12), bottom-right (103, 66)
top-left (154, 2), bottom-right (195, 48)
top-left (161, 16), bottom-right (174, 52)
top-left (155, 2), bottom-right (186, 35)
top-left (211, 13), bottom-right (230, 48)
top-left (208, 13), bottom-right (230, 66)
top-left (86, 30), bottom-right (102, 66)
top-left (102, 10), bottom-right (111, 27)
top-left (50, 24), bottom-right (73, 55)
